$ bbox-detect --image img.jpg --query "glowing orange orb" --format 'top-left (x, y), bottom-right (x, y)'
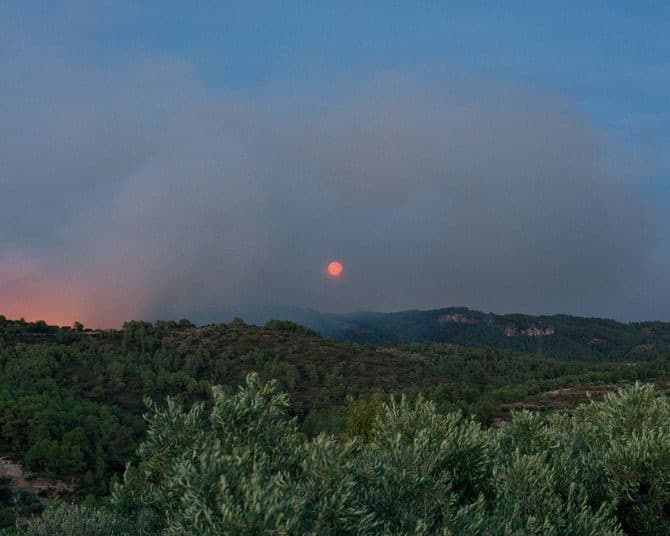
top-left (327, 260), bottom-right (343, 277)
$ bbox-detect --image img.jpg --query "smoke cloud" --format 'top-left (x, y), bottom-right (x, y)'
top-left (0, 30), bottom-right (658, 326)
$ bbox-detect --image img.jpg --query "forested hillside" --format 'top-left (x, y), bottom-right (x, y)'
top-left (217, 305), bottom-right (670, 360)
top-left (0, 314), bottom-right (669, 531)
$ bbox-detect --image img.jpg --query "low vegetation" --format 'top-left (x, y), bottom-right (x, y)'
top-left (10, 376), bottom-right (670, 534)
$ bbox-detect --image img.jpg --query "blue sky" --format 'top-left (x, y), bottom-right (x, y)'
top-left (9, 3), bottom-right (668, 121)
top-left (8, 2), bottom-right (669, 191)
top-left (2, 2), bottom-right (670, 324)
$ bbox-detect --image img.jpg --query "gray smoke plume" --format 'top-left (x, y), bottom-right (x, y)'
top-left (0, 29), bottom-right (658, 326)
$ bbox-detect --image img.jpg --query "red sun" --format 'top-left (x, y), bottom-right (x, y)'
top-left (327, 260), bottom-right (343, 277)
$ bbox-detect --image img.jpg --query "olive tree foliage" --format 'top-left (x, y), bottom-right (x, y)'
top-left (12, 501), bottom-right (137, 535)
top-left (555, 385), bottom-right (670, 535)
top-left (11, 377), bottom-right (670, 535)
top-left (112, 374), bottom-right (374, 535)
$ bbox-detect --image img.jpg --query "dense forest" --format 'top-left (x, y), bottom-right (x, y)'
top-left (218, 305), bottom-right (670, 360)
top-left (0, 314), bottom-right (669, 532)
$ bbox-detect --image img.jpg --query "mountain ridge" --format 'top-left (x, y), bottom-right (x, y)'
top-left (188, 305), bottom-right (670, 361)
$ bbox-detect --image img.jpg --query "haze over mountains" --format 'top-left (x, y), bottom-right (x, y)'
top-left (3, 4), bottom-right (670, 327)
top-left (191, 304), bottom-right (670, 361)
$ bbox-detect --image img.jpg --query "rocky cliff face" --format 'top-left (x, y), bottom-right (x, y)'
top-left (503, 325), bottom-right (555, 337)
top-left (437, 313), bottom-right (479, 324)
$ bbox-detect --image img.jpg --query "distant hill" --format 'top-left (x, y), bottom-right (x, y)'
top-left (198, 305), bottom-right (670, 361)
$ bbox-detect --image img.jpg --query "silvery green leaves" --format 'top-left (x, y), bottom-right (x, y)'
top-left (14, 379), bottom-right (668, 535)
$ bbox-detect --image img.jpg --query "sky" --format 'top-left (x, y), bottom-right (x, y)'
top-left (1, 1), bottom-right (669, 327)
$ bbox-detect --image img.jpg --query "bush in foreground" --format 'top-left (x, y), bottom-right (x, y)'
top-left (10, 375), bottom-right (669, 535)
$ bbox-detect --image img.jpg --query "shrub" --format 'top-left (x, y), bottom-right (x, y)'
top-left (11, 378), bottom-right (669, 535)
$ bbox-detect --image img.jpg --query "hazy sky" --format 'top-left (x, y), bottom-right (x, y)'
top-left (1, 2), bottom-right (669, 326)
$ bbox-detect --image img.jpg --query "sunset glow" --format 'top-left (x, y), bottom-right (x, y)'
top-left (327, 261), bottom-right (343, 277)
top-left (0, 257), bottom-right (148, 328)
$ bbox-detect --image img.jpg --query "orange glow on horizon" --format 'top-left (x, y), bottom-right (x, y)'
top-left (0, 285), bottom-right (141, 329)
top-left (327, 260), bottom-right (344, 277)
top-left (0, 259), bottom-right (147, 329)
top-left (1, 280), bottom-right (88, 327)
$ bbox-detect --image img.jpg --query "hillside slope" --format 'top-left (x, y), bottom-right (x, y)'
top-left (0, 313), bottom-right (668, 510)
top-left (203, 305), bottom-right (670, 360)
